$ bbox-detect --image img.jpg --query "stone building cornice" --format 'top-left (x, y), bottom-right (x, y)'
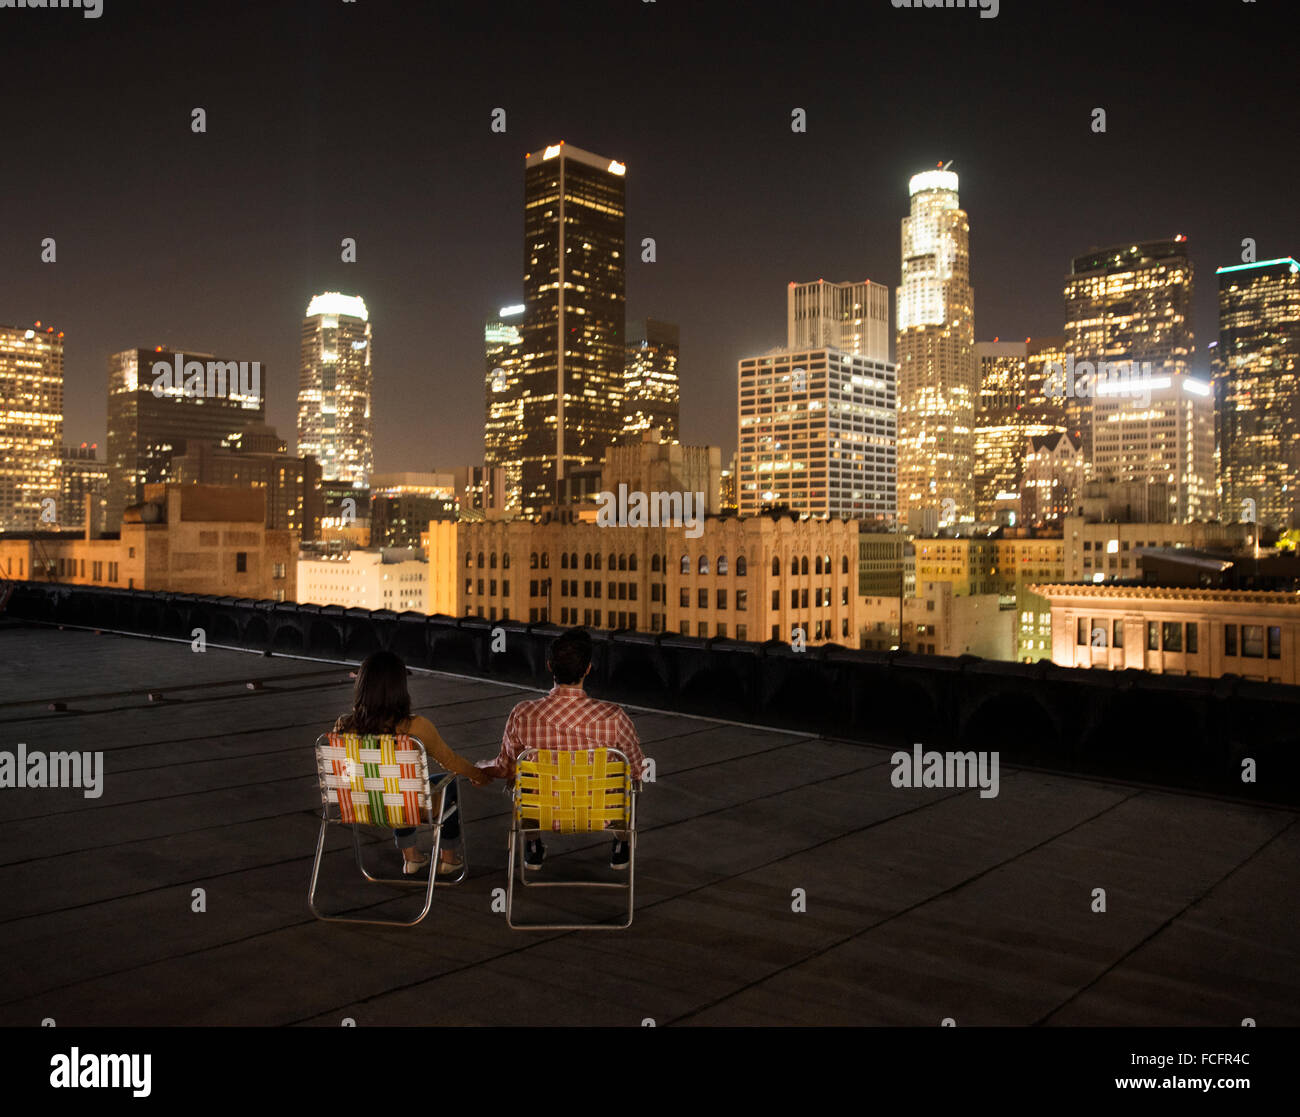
top-left (1028, 583), bottom-right (1300, 607)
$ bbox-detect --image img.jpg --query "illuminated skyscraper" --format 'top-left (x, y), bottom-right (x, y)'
top-left (788, 279), bottom-right (890, 361)
top-left (297, 292), bottom-right (373, 488)
top-left (1091, 370), bottom-right (1215, 523)
top-left (0, 322), bottom-right (63, 532)
top-left (896, 167), bottom-right (976, 527)
top-left (737, 347), bottom-right (896, 520)
top-left (106, 345), bottom-right (264, 529)
top-left (1025, 336), bottom-right (1068, 424)
top-left (60, 443), bottom-right (109, 535)
top-left (518, 141), bottom-right (626, 517)
top-left (1214, 257), bottom-right (1300, 531)
top-left (973, 341), bottom-right (1065, 522)
top-left (623, 318), bottom-right (680, 441)
top-left (483, 304), bottom-right (524, 509)
top-left (1063, 238), bottom-right (1194, 465)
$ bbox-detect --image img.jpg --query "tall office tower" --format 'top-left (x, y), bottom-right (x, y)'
top-left (1091, 370), bottom-right (1215, 523)
top-left (517, 141), bottom-right (626, 517)
top-left (623, 318), bottom-right (680, 441)
top-left (1025, 336), bottom-right (1068, 423)
top-left (0, 322), bottom-right (63, 533)
top-left (788, 279), bottom-right (890, 361)
top-left (973, 340), bottom-right (1067, 521)
top-left (60, 443), bottom-right (110, 535)
top-left (297, 293), bottom-right (373, 488)
top-left (483, 304), bottom-right (525, 509)
top-left (106, 345), bottom-right (264, 529)
top-left (1214, 258), bottom-right (1300, 531)
top-left (737, 346), bottom-right (896, 520)
top-left (896, 167), bottom-right (976, 527)
top-left (1063, 238), bottom-right (1194, 466)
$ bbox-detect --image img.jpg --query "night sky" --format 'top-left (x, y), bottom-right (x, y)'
top-left (1, 0), bottom-right (1294, 471)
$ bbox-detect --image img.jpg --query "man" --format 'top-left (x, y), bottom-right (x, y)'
top-left (480, 627), bottom-right (644, 870)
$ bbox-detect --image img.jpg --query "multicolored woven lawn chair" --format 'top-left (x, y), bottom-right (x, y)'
top-left (308, 732), bottom-right (467, 926)
top-left (506, 747), bottom-right (638, 930)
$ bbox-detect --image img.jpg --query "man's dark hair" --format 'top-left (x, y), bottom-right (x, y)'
top-left (548, 626), bottom-right (593, 685)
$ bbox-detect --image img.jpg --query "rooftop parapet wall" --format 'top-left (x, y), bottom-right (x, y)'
top-left (5, 581), bottom-right (1298, 805)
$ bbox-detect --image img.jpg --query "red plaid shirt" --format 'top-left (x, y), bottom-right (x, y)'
top-left (482, 684), bottom-right (645, 784)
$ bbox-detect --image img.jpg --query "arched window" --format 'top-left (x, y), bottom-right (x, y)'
top-left (717, 555), bottom-right (728, 575)
top-left (594, 553), bottom-right (602, 571)
top-left (698, 555), bottom-right (710, 575)
top-left (772, 556), bottom-right (780, 576)
top-left (651, 554), bottom-right (661, 573)
top-left (489, 552), bottom-right (497, 570)
top-left (465, 552), bottom-right (472, 568)
top-left (570, 553), bottom-right (577, 569)
top-left (736, 555), bottom-right (747, 577)
top-left (541, 552), bottom-right (549, 569)
top-left (618, 554), bottom-right (627, 571)
top-left (800, 556), bottom-right (809, 576)
top-left (561, 552), bottom-right (569, 569)
top-left (584, 553), bottom-right (592, 570)
top-left (608, 552), bottom-right (616, 571)
top-left (815, 555), bottom-right (823, 575)
top-left (841, 555), bottom-right (849, 575)
top-left (681, 554), bottom-right (691, 574)
top-left (530, 552), bottom-right (538, 569)
top-left (477, 552), bottom-right (485, 568)
top-left (824, 553), bottom-right (831, 574)
top-left (628, 554), bottom-right (638, 572)
top-left (503, 552), bottom-right (510, 570)
top-left (790, 557), bottom-right (798, 576)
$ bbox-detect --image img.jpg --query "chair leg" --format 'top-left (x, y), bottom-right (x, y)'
top-left (621, 832), bottom-right (636, 929)
top-left (308, 819), bottom-right (438, 927)
top-left (505, 826), bottom-right (520, 925)
top-left (504, 828), bottom-right (637, 931)
top-left (307, 818), bottom-right (331, 919)
top-left (351, 824), bottom-right (423, 888)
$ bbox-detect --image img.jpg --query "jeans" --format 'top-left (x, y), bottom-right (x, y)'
top-left (393, 777), bottom-right (460, 850)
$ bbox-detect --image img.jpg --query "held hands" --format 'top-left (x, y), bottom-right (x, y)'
top-left (466, 765), bottom-right (495, 788)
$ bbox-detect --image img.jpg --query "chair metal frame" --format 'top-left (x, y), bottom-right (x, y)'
top-left (308, 732), bottom-right (468, 927)
top-left (505, 746), bottom-right (638, 931)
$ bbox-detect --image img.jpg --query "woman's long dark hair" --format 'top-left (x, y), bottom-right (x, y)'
top-left (336, 651), bottom-right (411, 734)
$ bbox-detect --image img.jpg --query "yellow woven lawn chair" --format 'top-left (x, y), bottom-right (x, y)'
top-left (506, 747), bottom-right (638, 930)
top-left (308, 732), bottom-right (467, 927)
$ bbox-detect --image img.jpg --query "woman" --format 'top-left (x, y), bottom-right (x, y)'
top-left (333, 651), bottom-right (492, 876)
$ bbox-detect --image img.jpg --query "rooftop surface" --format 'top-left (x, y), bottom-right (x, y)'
top-left (0, 623), bottom-right (1296, 1026)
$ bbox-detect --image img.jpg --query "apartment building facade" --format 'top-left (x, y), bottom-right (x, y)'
top-left (428, 510), bottom-right (861, 645)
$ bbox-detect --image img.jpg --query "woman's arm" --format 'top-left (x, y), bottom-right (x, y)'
top-left (406, 716), bottom-right (492, 785)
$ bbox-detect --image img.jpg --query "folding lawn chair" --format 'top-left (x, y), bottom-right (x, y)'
top-left (308, 732), bottom-right (467, 927)
top-left (505, 746), bottom-right (637, 930)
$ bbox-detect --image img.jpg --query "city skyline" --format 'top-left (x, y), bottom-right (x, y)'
top-left (2, 1), bottom-right (1294, 476)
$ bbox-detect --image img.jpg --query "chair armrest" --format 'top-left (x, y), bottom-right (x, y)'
top-left (428, 771), bottom-right (457, 793)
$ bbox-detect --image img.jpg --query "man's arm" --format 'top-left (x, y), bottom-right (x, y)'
top-left (480, 704), bottom-right (522, 782)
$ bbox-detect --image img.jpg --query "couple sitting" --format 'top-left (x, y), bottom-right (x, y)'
top-left (332, 627), bottom-right (644, 877)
